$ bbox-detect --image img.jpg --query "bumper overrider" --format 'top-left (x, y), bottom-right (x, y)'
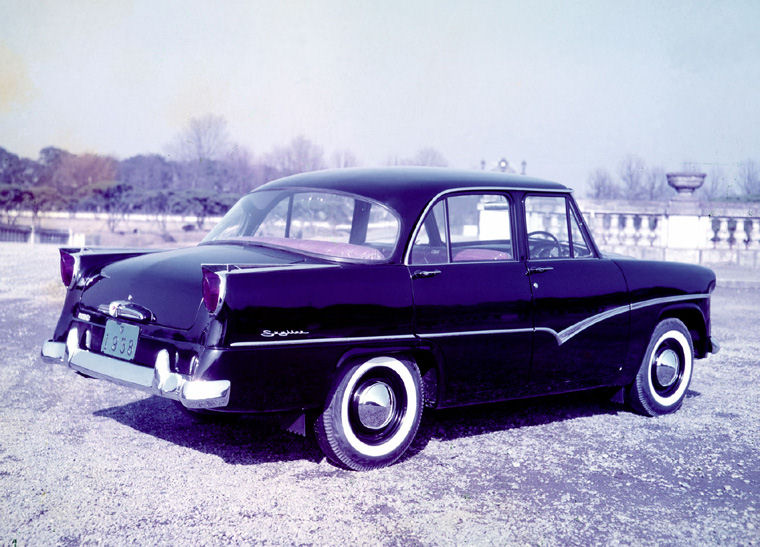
top-left (41, 327), bottom-right (230, 409)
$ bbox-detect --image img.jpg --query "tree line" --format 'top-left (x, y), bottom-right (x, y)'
top-left (0, 114), bottom-right (449, 231)
top-left (587, 155), bottom-right (760, 202)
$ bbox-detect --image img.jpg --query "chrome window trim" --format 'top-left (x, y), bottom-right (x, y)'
top-left (526, 257), bottom-right (602, 263)
top-left (404, 186), bottom-right (571, 265)
top-left (226, 293), bottom-right (709, 349)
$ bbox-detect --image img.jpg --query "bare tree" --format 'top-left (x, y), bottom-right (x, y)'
top-left (387, 147), bottom-right (448, 167)
top-left (587, 168), bottom-right (620, 199)
top-left (736, 159), bottom-right (760, 197)
top-left (225, 145), bottom-right (260, 194)
top-left (169, 114), bottom-right (230, 163)
top-left (642, 166), bottom-right (669, 201)
top-left (698, 165), bottom-right (728, 201)
top-left (618, 155), bottom-right (647, 199)
top-left (403, 147), bottom-right (448, 167)
top-left (45, 153), bottom-right (118, 198)
top-left (331, 149), bottom-right (359, 168)
top-left (266, 135), bottom-right (326, 177)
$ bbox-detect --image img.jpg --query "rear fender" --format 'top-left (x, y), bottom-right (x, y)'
top-left (332, 345), bottom-right (441, 409)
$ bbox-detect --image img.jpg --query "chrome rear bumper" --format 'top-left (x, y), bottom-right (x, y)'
top-left (41, 330), bottom-right (230, 409)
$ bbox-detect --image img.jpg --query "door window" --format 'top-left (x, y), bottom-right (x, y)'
top-left (525, 195), bottom-right (593, 259)
top-left (410, 193), bottom-right (513, 263)
top-left (410, 200), bottom-right (448, 264)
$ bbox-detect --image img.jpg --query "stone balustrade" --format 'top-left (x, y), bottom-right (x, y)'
top-left (3, 199), bottom-right (760, 268)
top-left (577, 198), bottom-right (760, 267)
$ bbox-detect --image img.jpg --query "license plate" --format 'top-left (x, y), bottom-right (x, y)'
top-left (101, 320), bottom-right (139, 361)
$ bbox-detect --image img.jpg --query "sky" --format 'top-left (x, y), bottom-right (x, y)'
top-left (1, 0), bottom-right (759, 191)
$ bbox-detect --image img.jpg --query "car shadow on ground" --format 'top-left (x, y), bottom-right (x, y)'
top-left (404, 389), bottom-right (624, 463)
top-left (94, 397), bottom-right (326, 465)
top-left (90, 387), bottom-right (669, 468)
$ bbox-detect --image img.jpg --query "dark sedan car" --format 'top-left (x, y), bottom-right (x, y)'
top-left (42, 167), bottom-right (718, 469)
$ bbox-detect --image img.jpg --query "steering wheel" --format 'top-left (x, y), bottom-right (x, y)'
top-left (527, 230), bottom-right (561, 258)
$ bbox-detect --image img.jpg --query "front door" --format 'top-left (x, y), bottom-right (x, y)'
top-left (523, 194), bottom-right (629, 393)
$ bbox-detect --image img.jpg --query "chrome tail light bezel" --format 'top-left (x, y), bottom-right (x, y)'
top-left (201, 266), bottom-right (227, 315)
top-left (60, 249), bottom-right (80, 289)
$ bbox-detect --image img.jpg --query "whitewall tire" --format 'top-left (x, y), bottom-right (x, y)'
top-left (315, 356), bottom-right (423, 470)
top-left (628, 318), bottom-right (694, 416)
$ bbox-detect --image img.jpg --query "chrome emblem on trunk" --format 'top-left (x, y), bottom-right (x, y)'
top-left (102, 300), bottom-right (154, 322)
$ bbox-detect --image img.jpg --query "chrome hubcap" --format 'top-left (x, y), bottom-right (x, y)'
top-left (356, 380), bottom-right (395, 430)
top-left (655, 348), bottom-right (680, 388)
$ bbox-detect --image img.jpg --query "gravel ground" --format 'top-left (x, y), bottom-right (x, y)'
top-left (1, 243), bottom-right (758, 545)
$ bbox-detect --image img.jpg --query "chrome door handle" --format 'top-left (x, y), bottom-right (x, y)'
top-left (526, 266), bottom-right (554, 275)
top-left (412, 269), bottom-right (442, 280)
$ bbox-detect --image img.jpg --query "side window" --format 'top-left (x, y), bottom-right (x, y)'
top-left (410, 193), bottom-right (513, 264)
top-left (410, 201), bottom-right (447, 264)
top-left (525, 195), bottom-right (593, 259)
top-left (449, 194), bottom-right (513, 262)
top-left (253, 195), bottom-right (289, 238)
top-left (569, 208), bottom-right (593, 257)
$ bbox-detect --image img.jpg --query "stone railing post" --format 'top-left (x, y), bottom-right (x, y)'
top-left (664, 172), bottom-right (712, 263)
top-left (748, 219), bottom-right (760, 250)
top-left (623, 214), bottom-right (637, 246)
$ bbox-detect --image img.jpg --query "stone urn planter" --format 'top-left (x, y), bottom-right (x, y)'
top-left (667, 172), bottom-right (706, 200)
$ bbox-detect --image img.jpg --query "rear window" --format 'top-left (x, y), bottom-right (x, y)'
top-left (203, 189), bottom-right (400, 262)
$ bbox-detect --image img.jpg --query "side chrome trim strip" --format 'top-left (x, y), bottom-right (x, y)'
top-left (422, 327), bottom-right (563, 345)
top-left (422, 327), bottom-right (534, 337)
top-left (555, 304), bottom-right (631, 345)
top-left (227, 294), bottom-right (710, 349)
top-left (229, 334), bottom-right (418, 348)
top-left (629, 293), bottom-right (709, 311)
top-left (553, 293), bottom-right (710, 345)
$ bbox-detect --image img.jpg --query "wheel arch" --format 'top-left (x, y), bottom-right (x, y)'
top-left (657, 303), bottom-right (709, 358)
top-left (333, 345), bottom-right (442, 409)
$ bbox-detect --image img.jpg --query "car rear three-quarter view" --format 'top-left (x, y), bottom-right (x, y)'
top-left (41, 167), bottom-right (719, 470)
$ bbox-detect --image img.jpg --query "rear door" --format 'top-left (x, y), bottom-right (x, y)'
top-left (408, 192), bottom-right (534, 404)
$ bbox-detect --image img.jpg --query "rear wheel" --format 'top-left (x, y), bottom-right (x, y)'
top-left (315, 356), bottom-right (422, 470)
top-left (627, 318), bottom-right (694, 416)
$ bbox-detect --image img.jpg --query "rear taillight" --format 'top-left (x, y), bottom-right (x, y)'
top-left (202, 268), bottom-right (225, 314)
top-left (60, 250), bottom-right (77, 288)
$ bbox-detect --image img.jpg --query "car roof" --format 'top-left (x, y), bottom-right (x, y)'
top-left (258, 167), bottom-right (569, 215)
top-left (255, 167), bottom-right (572, 263)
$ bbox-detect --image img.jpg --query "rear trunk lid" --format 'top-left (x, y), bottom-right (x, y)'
top-left (80, 243), bottom-right (310, 329)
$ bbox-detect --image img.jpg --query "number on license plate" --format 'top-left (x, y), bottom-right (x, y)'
top-left (101, 319), bottom-right (139, 361)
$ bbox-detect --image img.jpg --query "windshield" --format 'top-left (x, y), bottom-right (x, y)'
top-left (203, 189), bottom-right (400, 262)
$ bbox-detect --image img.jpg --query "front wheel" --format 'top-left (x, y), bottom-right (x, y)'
top-left (627, 318), bottom-right (694, 416)
top-left (315, 356), bottom-right (423, 470)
